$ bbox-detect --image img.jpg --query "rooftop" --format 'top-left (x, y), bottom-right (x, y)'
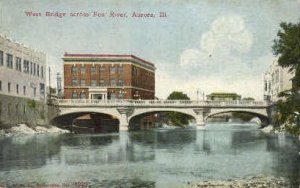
top-left (207, 93), bottom-right (241, 97)
top-left (63, 53), bottom-right (155, 67)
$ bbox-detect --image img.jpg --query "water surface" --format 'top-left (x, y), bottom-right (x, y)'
top-left (0, 123), bottom-right (299, 187)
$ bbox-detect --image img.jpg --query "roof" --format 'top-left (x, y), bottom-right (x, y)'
top-left (207, 92), bottom-right (241, 97)
top-left (63, 53), bottom-right (155, 67)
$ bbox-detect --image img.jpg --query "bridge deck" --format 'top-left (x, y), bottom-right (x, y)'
top-left (54, 99), bottom-right (268, 108)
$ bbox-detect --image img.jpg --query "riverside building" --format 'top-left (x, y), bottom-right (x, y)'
top-left (63, 53), bottom-right (155, 100)
top-left (264, 58), bottom-right (294, 102)
top-left (0, 34), bottom-right (46, 125)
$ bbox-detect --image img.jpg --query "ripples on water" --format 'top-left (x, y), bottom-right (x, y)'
top-left (0, 123), bottom-right (299, 187)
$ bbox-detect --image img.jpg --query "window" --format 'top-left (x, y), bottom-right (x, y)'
top-left (110, 78), bottom-right (116, 86)
top-left (81, 66), bottom-right (85, 74)
top-left (91, 66), bottom-right (96, 75)
top-left (91, 79), bottom-right (96, 86)
top-left (6, 53), bottom-right (13, 68)
top-left (15, 57), bottom-right (22, 71)
top-left (118, 79), bottom-right (124, 86)
top-left (37, 65), bottom-right (40, 76)
top-left (23, 86), bottom-right (26, 95)
top-left (80, 92), bottom-right (86, 99)
top-left (119, 65), bottom-right (124, 73)
top-left (72, 91), bottom-right (77, 99)
top-left (16, 84), bottom-right (19, 94)
top-left (71, 66), bottom-right (78, 74)
top-left (23, 104), bottom-right (26, 114)
top-left (72, 79), bottom-right (78, 86)
top-left (23, 60), bottom-right (29, 73)
top-left (0, 51), bottom-right (3, 66)
top-left (133, 67), bottom-right (138, 75)
top-left (80, 79), bottom-right (85, 86)
top-left (99, 79), bottom-right (105, 86)
top-left (8, 82), bottom-right (11, 93)
top-left (264, 82), bottom-right (268, 91)
top-left (33, 63), bottom-right (36, 75)
top-left (41, 66), bottom-right (44, 78)
top-left (40, 83), bottom-right (45, 96)
top-left (99, 66), bottom-right (105, 72)
top-left (30, 62), bottom-right (33, 74)
top-left (110, 66), bottom-right (116, 74)
top-left (0, 81), bottom-right (2, 91)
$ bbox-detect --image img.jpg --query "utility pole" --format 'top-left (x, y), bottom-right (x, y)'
top-left (48, 67), bottom-right (51, 100)
top-left (56, 72), bottom-right (62, 98)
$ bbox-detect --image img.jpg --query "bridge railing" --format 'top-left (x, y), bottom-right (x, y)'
top-left (54, 99), bottom-right (267, 107)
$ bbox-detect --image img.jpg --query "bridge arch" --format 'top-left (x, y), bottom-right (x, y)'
top-left (50, 111), bottom-right (119, 128)
top-left (128, 110), bottom-right (196, 130)
top-left (129, 108), bottom-right (198, 123)
top-left (205, 109), bottom-right (269, 126)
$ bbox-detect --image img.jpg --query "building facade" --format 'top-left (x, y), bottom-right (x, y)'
top-left (264, 58), bottom-right (294, 102)
top-left (63, 53), bottom-right (155, 100)
top-left (0, 34), bottom-right (47, 125)
top-left (206, 93), bottom-right (241, 101)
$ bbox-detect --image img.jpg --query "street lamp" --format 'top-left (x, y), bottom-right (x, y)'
top-left (134, 90), bottom-right (140, 100)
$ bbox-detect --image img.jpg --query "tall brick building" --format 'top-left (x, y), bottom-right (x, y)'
top-left (63, 53), bottom-right (155, 100)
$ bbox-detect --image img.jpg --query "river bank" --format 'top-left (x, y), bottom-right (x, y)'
top-left (189, 175), bottom-right (293, 188)
top-left (0, 123), bottom-right (69, 136)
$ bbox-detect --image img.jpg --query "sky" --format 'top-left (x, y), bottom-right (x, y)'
top-left (0, 0), bottom-right (300, 100)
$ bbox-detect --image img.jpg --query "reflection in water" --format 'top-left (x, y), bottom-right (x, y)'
top-left (0, 135), bottom-right (62, 170)
top-left (0, 123), bottom-right (299, 187)
top-left (266, 134), bottom-right (300, 185)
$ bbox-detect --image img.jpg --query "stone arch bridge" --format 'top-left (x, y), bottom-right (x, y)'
top-left (49, 99), bottom-right (269, 131)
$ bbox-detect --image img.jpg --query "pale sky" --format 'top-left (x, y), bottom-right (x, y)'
top-left (1, 0), bottom-right (300, 100)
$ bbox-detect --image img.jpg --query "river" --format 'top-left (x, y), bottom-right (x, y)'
top-left (0, 123), bottom-right (299, 187)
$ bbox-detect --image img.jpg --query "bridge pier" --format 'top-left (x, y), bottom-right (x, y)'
top-left (193, 109), bottom-right (205, 126)
top-left (119, 113), bottom-right (129, 131)
top-left (117, 107), bottom-right (134, 132)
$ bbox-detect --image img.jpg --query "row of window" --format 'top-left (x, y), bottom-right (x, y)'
top-left (0, 80), bottom-right (45, 97)
top-left (71, 78), bottom-right (124, 87)
top-left (0, 51), bottom-right (44, 78)
top-left (71, 65), bottom-right (124, 75)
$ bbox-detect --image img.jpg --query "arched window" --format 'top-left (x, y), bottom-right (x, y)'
top-left (72, 91), bottom-right (77, 99)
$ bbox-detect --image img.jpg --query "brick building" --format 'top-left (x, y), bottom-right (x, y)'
top-left (63, 53), bottom-right (155, 100)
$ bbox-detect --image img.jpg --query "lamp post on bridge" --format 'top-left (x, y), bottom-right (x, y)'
top-left (134, 90), bottom-right (140, 100)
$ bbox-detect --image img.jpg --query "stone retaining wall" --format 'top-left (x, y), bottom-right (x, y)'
top-left (0, 94), bottom-right (58, 127)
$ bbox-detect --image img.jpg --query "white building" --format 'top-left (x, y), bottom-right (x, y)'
top-left (264, 58), bottom-right (294, 102)
top-left (0, 34), bottom-right (46, 102)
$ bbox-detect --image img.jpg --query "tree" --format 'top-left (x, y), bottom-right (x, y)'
top-left (167, 91), bottom-right (190, 100)
top-left (166, 91), bottom-right (193, 127)
top-left (273, 21), bottom-right (300, 88)
top-left (272, 21), bottom-right (300, 135)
